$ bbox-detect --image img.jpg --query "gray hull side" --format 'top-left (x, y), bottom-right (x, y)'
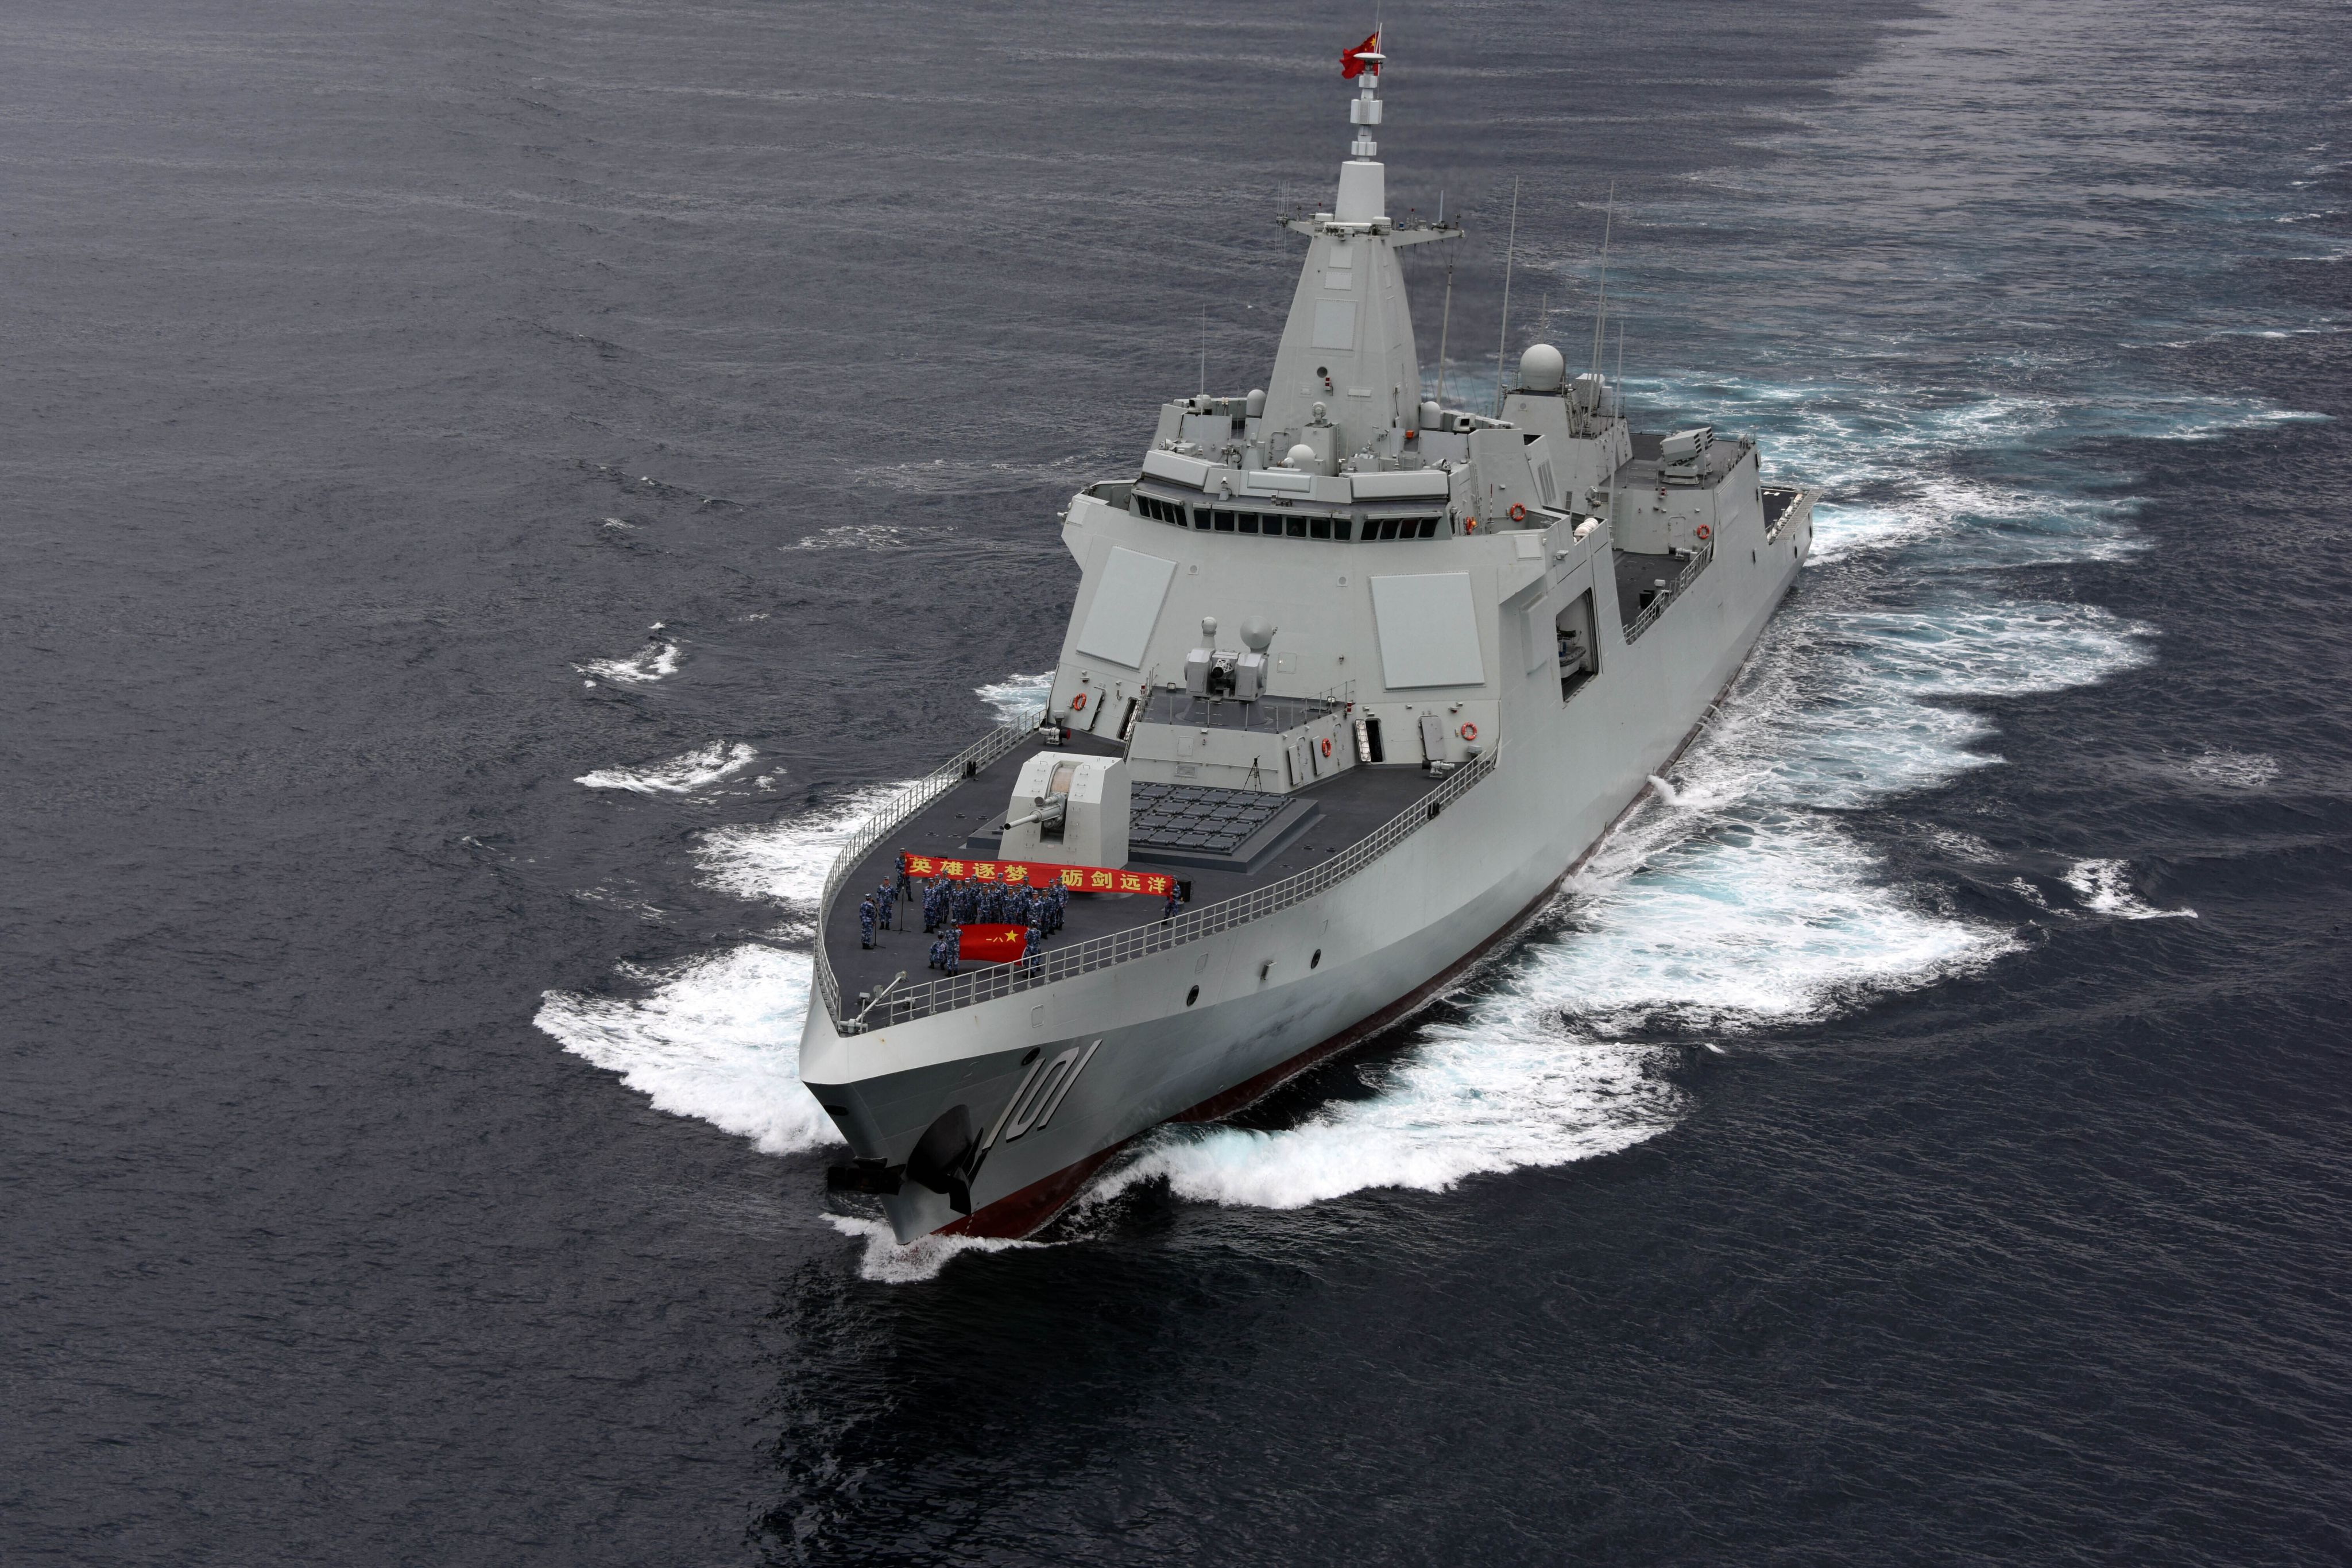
top-left (805, 525), bottom-right (1807, 1242)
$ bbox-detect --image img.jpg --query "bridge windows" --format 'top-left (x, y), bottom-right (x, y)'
top-left (1128, 491), bottom-right (1437, 543)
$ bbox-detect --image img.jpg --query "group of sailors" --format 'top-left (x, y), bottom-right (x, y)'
top-left (919, 875), bottom-right (1070, 975)
top-left (856, 870), bottom-right (1073, 975)
top-left (858, 863), bottom-right (1186, 978)
top-left (922, 875), bottom-right (1069, 936)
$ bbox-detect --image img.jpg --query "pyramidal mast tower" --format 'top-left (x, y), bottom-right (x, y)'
top-left (1256, 34), bottom-right (1460, 466)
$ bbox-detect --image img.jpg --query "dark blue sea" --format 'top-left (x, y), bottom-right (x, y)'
top-left (8, 1), bottom-right (2350, 1562)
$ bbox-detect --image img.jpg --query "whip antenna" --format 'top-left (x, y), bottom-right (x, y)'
top-left (1589, 182), bottom-right (1615, 386)
top-left (1615, 313), bottom-right (1626, 411)
top-left (1494, 176), bottom-right (1520, 415)
top-left (1433, 188), bottom-right (1454, 406)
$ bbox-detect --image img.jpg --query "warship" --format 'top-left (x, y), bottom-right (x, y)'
top-left (802, 37), bottom-right (1815, 1242)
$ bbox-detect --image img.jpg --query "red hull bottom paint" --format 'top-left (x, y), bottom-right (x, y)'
top-left (936, 645), bottom-right (1775, 1243)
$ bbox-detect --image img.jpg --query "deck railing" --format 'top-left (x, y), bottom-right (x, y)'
top-left (811, 708), bottom-right (1045, 1023)
top-left (1762, 484), bottom-right (1817, 544)
top-left (1624, 540), bottom-right (1716, 644)
top-left (837, 745), bottom-right (1500, 1031)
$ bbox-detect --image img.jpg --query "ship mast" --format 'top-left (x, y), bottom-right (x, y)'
top-left (1348, 28), bottom-right (1383, 159)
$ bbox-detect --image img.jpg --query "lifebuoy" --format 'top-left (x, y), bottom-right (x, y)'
top-left (1508, 503), bottom-right (1528, 522)
top-left (1464, 517), bottom-right (1478, 533)
top-left (1458, 722), bottom-right (1478, 741)
top-left (1320, 737), bottom-right (1332, 758)
top-left (1071, 691), bottom-right (1088, 710)
top-left (1695, 523), bottom-right (1712, 541)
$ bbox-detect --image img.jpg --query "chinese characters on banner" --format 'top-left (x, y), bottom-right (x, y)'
top-left (900, 853), bottom-right (1175, 899)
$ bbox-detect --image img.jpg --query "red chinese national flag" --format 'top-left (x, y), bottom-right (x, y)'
top-left (958, 924), bottom-right (1029, 965)
top-left (1341, 31), bottom-right (1381, 79)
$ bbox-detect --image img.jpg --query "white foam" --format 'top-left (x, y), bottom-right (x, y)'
top-left (2064, 859), bottom-right (2197, 920)
top-left (786, 524), bottom-right (936, 551)
top-left (575, 632), bottom-right (680, 686)
top-left (535, 943), bottom-right (840, 1154)
top-left (976, 671), bottom-right (1053, 723)
top-left (576, 740), bottom-right (757, 795)
top-left (825, 1214), bottom-right (1049, 1283)
top-left (1091, 1031), bottom-right (1676, 1213)
top-left (539, 771), bottom-right (945, 1172)
top-left (1556, 805), bottom-right (2016, 1033)
top-left (697, 783), bottom-right (908, 907)
top-left (2187, 750), bottom-right (2280, 788)
top-left (1725, 596), bottom-right (2152, 811)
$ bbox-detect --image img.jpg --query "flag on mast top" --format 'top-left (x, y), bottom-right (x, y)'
top-left (1341, 29), bottom-right (1384, 162)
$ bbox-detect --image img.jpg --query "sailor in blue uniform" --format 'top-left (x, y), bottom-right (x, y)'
top-left (876, 881), bottom-right (896, 931)
top-left (858, 895), bottom-right (876, 948)
top-left (1162, 885), bottom-right (1182, 922)
top-left (942, 926), bottom-right (961, 974)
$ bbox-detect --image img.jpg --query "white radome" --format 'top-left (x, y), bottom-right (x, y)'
top-left (1519, 342), bottom-right (1566, 392)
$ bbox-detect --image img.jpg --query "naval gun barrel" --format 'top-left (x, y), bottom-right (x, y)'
top-left (1004, 796), bottom-right (1069, 833)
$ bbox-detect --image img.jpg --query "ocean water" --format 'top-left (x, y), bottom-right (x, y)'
top-left (7, 2), bottom-right (2350, 1565)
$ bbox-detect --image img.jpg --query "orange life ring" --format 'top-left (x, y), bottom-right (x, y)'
top-left (1464, 517), bottom-right (1478, 533)
top-left (1320, 737), bottom-right (1333, 758)
top-left (1695, 524), bottom-right (1712, 541)
top-left (1508, 503), bottom-right (1528, 522)
top-left (1458, 722), bottom-right (1477, 741)
top-left (1071, 691), bottom-right (1088, 710)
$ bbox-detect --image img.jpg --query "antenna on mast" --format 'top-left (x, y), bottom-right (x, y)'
top-left (1198, 309), bottom-right (1206, 397)
top-left (1588, 182), bottom-right (1615, 387)
top-left (1615, 314), bottom-right (1626, 412)
top-left (1432, 186), bottom-right (1454, 408)
top-left (1494, 176), bottom-right (1520, 416)
top-left (1436, 261), bottom-right (1455, 406)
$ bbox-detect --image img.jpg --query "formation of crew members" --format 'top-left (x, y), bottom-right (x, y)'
top-left (873, 854), bottom-right (1194, 971)
top-left (914, 874), bottom-right (1070, 939)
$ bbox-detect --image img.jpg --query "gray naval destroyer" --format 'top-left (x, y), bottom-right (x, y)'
top-left (802, 51), bottom-right (1815, 1242)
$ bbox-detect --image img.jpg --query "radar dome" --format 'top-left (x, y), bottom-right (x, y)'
top-left (1285, 443), bottom-right (1318, 469)
top-left (1519, 343), bottom-right (1566, 392)
top-left (1239, 616), bottom-right (1276, 653)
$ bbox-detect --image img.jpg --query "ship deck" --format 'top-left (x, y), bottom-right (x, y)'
top-left (1614, 547), bottom-right (1684, 629)
top-left (821, 727), bottom-right (1442, 1011)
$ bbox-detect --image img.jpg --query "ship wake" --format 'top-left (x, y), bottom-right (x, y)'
top-left (532, 676), bottom-right (1054, 1172)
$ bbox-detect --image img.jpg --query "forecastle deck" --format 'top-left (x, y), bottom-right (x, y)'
top-left (814, 719), bottom-right (1492, 1031)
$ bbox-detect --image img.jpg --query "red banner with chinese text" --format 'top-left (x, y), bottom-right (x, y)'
top-left (900, 853), bottom-right (1175, 899)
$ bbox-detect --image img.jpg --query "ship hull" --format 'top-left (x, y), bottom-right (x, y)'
top-left (803, 507), bottom-right (1811, 1243)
